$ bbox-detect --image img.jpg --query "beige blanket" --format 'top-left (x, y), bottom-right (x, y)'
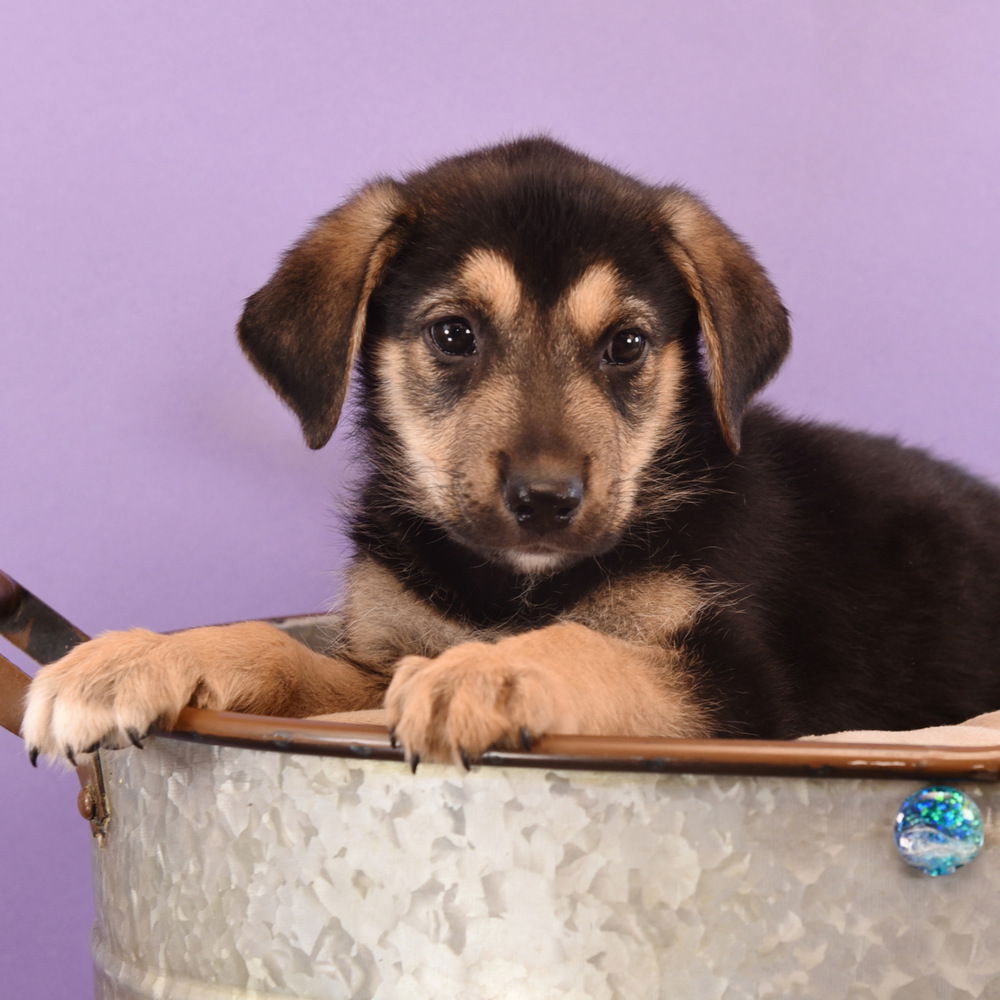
top-left (802, 710), bottom-right (1000, 746)
top-left (314, 709), bottom-right (1000, 746)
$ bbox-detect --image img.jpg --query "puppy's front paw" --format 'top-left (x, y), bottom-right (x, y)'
top-left (385, 640), bottom-right (560, 767)
top-left (22, 629), bottom-right (201, 766)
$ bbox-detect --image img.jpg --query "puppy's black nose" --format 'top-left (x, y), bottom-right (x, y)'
top-left (504, 475), bottom-right (584, 532)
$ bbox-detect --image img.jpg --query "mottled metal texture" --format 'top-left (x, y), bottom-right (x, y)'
top-left (92, 739), bottom-right (1000, 1000)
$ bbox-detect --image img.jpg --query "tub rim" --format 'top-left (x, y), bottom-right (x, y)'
top-left (163, 706), bottom-right (1000, 783)
top-left (4, 569), bottom-right (999, 786)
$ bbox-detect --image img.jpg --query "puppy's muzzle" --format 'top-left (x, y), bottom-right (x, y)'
top-left (503, 473), bottom-right (584, 534)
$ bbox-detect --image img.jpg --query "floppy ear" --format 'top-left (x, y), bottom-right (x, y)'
top-left (238, 179), bottom-right (408, 449)
top-left (660, 188), bottom-right (790, 453)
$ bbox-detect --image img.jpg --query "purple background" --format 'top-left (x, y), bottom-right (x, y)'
top-left (3, 2), bottom-right (999, 995)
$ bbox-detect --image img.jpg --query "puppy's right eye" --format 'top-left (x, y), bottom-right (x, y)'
top-left (427, 317), bottom-right (478, 357)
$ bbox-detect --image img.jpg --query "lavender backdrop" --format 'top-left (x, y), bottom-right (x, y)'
top-left (3, 2), bottom-right (999, 995)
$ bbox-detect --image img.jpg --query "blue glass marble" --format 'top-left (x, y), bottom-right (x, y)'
top-left (894, 786), bottom-right (984, 877)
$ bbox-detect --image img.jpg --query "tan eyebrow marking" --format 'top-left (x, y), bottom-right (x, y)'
top-left (561, 262), bottom-right (624, 337)
top-left (455, 248), bottom-right (523, 325)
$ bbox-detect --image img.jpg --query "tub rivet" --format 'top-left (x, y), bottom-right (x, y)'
top-left (78, 786), bottom-right (96, 821)
top-left (74, 753), bottom-right (111, 843)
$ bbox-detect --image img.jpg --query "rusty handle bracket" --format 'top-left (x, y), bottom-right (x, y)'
top-left (75, 752), bottom-right (112, 846)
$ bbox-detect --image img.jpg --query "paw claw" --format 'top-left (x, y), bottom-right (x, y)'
top-left (520, 726), bottom-right (534, 752)
top-left (388, 728), bottom-right (398, 749)
top-left (409, 753), bottom-right (421, 774)
top-left (459, 747), bottom-right (472, 771)
top-left (28, 746), bottom-right (39, 768)
top-left (65, 745), bottom-right (77, 767)
top-left (126, 728), bottom-right (144, 749)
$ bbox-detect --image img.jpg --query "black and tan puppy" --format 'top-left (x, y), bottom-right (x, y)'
top-left (23, 137), bottom-right (1000, 766)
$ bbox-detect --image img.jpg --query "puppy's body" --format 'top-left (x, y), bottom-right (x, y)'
top-left (344, 407), bottom-right (1000, 741)
top-left (23, 138), bottom-right (1000, 765)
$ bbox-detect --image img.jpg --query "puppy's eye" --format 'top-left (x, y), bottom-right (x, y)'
top-left (427, 316), bottom-right (478, 357)
top-left (603, 328), bottom-right (648, 366)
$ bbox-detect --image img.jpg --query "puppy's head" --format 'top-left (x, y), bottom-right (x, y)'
top-left (240, 138), bottom-right (789, 574)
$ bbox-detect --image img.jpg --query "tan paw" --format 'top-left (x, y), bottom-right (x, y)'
top-left (22, 629), bottom-right (203, 766)
top-left (384, 639), bottom-right (562, 767)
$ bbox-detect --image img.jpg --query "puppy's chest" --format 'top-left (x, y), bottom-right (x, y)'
top-left (336, 559), bottom-right (711, 669)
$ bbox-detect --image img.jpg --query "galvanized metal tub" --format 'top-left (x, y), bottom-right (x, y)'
top-left (85, 707), bottom-right (1000, 1000)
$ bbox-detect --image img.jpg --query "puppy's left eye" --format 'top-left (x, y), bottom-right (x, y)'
top-left (602, 328), bottom-right (648, 366)
top-left (427, 316), bottom-right (478, 357)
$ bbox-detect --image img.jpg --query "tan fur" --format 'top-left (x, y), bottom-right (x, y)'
top-left (335, 559), bottom-right (486, 666)
top-left (561, 262), bottom-right (621, 339)
top-left (614, 340), bottom-right (688, 514)
top-left (22, 622), bottom-right (382, 759)
top-left (562, 570), bottom-right (708, 646)
top-left (287, 181), bottom-right (405, 316)
top-left (455, 249), bottom-right (523, 326)
top-left (314, 181), bottom-right (410, 431)
top-left (335, 561), bottom-right (710, 670)
top-left (375, 338), bottom-right (455, 513)
top-left (660, 187), bottom-right (782, 453)
top-left (554, 272), bottom-right (689, 525)
top-left (660, 189), bottom-right (730, 384)
top-left (385, 622), bottom-right (712, 765)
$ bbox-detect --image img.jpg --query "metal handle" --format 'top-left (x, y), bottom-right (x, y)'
top-left (0, 569), bottom-right (91, 665)
top-left (0, 569), bottom-right (92, 739)
top-left (0, 651), bottom-right (30, 737)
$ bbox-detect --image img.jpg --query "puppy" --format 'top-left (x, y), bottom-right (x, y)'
top-left (23, 137), bottom-right (1000, 767)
